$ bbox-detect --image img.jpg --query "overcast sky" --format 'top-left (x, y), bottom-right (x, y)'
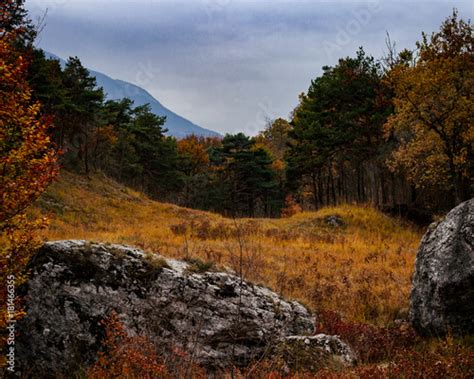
top-left (25, 0), bottom-right (473, 135)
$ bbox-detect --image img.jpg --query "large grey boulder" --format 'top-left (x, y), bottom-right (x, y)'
top-left (410, 199), bottom-right (474, 336)
top-left (15, 240), bottom-right (355, 376)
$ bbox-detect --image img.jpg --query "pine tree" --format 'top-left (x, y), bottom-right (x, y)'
top-left (287, 48), bottom-right (392, 208)
top-left (61, 57), bottom-right (105, 174)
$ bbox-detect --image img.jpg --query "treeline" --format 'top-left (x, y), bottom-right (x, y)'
top-left (13, 6), bottom-right (474, 219)
top-left (286, 16), bottom-right (473, 217)
top-left (26, 50), bottom-right (285, 217)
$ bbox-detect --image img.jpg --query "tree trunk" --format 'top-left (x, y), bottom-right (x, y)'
top-left (329, 165), bottom-right (336, 205)
top-left (447, 151), bottom-right (462, 205)
top-left (84, 130), bottom-right (89, 175)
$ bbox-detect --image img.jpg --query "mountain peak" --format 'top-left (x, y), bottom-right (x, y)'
top-left (44, 51), bottom-right (221, 138)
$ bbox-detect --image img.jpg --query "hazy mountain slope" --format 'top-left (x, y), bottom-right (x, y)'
top-left (44, 51), bottom-right (221, 138)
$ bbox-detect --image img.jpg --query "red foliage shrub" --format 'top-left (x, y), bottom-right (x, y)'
top-left (316, 311), bottom-right (419, 363)
top-left (316, 340), bottom-right (474, 379)
top-left (316, 311), bottom-right (474, 378)
top-left (87, 311), bottom-right (165, 379)
top-left (79, 309), bottom-right (474, 378)
top-left (281, 195), bottom-right (302, 218)
top-left (88, 311), bottom-right (208, 379)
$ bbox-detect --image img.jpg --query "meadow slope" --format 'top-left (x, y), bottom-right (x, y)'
top-left (32, 172), bottom-right (474, 377)
top-left (34, 171), bottom-right (421, 326)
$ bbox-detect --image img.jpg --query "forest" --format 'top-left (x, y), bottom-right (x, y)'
top-left (2, 2), bottom-right (473, 221)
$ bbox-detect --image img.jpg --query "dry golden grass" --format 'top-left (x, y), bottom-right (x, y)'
top-left (34, 171), bottom-right (422, 326)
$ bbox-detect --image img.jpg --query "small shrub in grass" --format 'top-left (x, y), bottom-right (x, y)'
top-left (87, 312), bottom-right (209, 378)
top-left (383, 341), bottom-right (474, 379)
top-left (170, 220), bottom-right (234, 241)
top-left (169, 222), bottom-right (188, 236)
top-left (229, 359), bottom-right (313, 379)
top-left (316, 311), bottom-right (418, 363)
top-left (160, 345), bottom-right (207, 379)
top-left (316, 311), bottom-right (474, 378)
top-left (319, 340), bottom-right (474, 379)
top-left (184, 257), bottom-right (215, 273)
top-left (144, 253), bottom-right (170, 271)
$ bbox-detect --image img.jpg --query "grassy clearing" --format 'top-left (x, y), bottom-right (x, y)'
top-left (33, 172), bottom-right (474, 377)
top-left (34, 171), bottom-right (421, 326)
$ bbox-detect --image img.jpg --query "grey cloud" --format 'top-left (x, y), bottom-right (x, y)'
top-left (26, 0), bottom-right (474, 135)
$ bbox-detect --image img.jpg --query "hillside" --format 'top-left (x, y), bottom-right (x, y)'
top-left (35, 171), bottom-right (421, 326)
top-left (28, 173), bottom-right (474, 377)
top-left (44, 51), bottom-right (221, 138)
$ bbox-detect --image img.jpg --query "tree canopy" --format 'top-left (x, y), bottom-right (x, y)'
top-left (385, 10), bottom-right (473, 204)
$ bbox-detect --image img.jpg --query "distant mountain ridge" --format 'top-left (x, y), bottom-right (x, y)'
top-left (44, 51), bottom-right (221, 138)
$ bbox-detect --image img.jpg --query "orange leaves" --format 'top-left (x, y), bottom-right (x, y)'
top-left (87, 311), bottom-right (165, 379)
top-left (96, 124), bottom-right (119, 146)
top-left (0, 36), bottom-right (59, 224)
top-left (280, 194), bottom-right (302, 218)
top-left (384, 13), bottom-right (473, 202)
top-left (177, 134), bottom-right (210, 174)
top-left (1, 29), bottom-right (58, 369)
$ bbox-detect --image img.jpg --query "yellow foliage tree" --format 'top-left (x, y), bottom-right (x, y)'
top-left (385, 11), bottom-right (473, 204)
top-left (255, 118), bottom-right (292, 161)
top-left (176, 135), bottom-right (211, 206)
top-left (177, 135), bottom-right (210, 176)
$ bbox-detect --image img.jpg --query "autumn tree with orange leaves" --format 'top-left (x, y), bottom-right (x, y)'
top-left (385, 10), bottom-right (473, 205)
top-left (177, 135), bottom-right (217, 207)
top-left (0, 2), bottom-right (58, 366)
